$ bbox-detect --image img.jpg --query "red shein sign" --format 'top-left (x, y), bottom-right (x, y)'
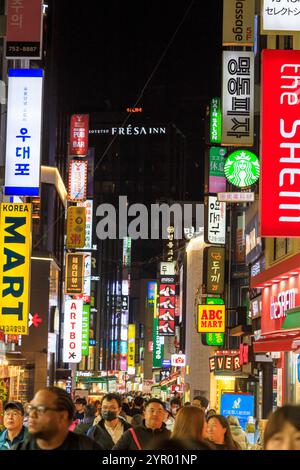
top-left (260, 50), bottom-right (300, 237)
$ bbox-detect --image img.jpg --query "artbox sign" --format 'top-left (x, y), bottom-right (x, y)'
top-left (197, 305), bottom-right (226, 333)
top-left (5, 69), bottom-right (43, 197)
top-left (260, 50), bottom-right (300, 237)
top-left (68, 160), bottom-right (88, 202)
top-left (262, 0), bottom-right (300, 32)
top-left (222, 51), bottom-right (254, 146)
top-left (205, 196), bottom-right (226, 245)
top-left (223, 0), bottom-right (255, 46)
top-left (63, 299), bottom-right (83, 363)
top-left (224, 150), bottom-right (260, 188)
top-left (6, 0), bottom-right (43, 59)
top-left (70, 114), bottom-right (89, 157)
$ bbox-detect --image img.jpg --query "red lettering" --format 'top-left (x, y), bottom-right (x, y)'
top-left (201, 309), bottom-right (208, 320)
top-left (70, 312), bottom-right (76, 319)
top-left (216, 309), bottom-right (222, 320)
top-left (70, 332), bottom-right (75, 339)
top-left (69, 342), bottom-right (76, 349)
top-left (71, 302), bottom-right (77, 310)
top-left (209, 309), bottom-right (215, 320)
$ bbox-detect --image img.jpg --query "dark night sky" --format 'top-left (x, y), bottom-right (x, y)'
top-left (52, 0), bottom-right (223, 199)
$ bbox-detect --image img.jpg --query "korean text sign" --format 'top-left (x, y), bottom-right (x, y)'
top-left (260, 50), bottom-right (300, 237)
top-left (68, 160), bottom-right (88, 201)
top-left (205, 196), bottom-right (226, 244)
top-left (204, 246), bottom-right (225, 294)
top-left (65, 253), bottom-right (84, 295)
top-left (82, 304), bottom-right (90, 357)
top-left (127, 324), bottom-right (136, 368)
top-left (63, 299), bottom-right (83, 363)
top-left (197, 305), bottom-right (225, 333)
top-left (220, 393), bottom-right (254, 431)
top-left (5, 69), bottom-right (43, 197)
top-left (77, 200), bottom-right (93, 249)
top-left (222, 51), bottom-right (254, 146)
top-left (66, 206), bottom-right (86, 249)
top-left (0, 203), bottom-right (31, 335)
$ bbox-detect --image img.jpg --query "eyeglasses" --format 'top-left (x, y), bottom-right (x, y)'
top-left (25, 404), bottom-right (63, 415)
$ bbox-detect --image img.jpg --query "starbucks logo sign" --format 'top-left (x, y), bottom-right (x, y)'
top-left (224, 150), bottom-right (260, 188)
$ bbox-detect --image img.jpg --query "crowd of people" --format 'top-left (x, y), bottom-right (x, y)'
top-left (0, 387), bottom-right (300, 451)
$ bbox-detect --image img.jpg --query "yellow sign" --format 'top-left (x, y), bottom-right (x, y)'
top-left (197, 305), bottom-right (225, 333)
top-left (0, 203), bottom-right (32, 335)
top-left (66, 206), bottom-right (86, 249)
top-left (127, 324), bottom-right (136, 368)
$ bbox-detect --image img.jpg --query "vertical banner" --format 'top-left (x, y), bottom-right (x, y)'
top-left (205, 196), bottom-right (226, 244)
top-left (70, 114), bottom-right (89, 157)
top-left (210, 98), bottom-right (222, 144)
top-left (0, 203), bottom-right (32, 335)
top-left (66, 206), bottom-right (86, 249)
top-left (209, 147), bottom-right (227, 193)
top-left (68, 160), bottom-right (88, 201)
top-left (6, 0), bottom-right (43, 59)
top-left (148, 281), bottom-right (164, 368)
top-left (63, 299), bottom-right (83, 363)
top-left (127, 324), bottom-right (136, 369)
top-left (65, 253), bottom-right (84, 295)
top-left (5, 69), bottom-right (43, 196)
top-left (82, 304), bottom-right (90, 357)
top-left (77, 200), bottom-right (93, 249)
top-left (203, 246), bottom-right (225, 294)
top-left (260, 50), bottom-right (300, 237)
top-left (262, 0), bottom-right (300, 33)
top-left (74, 253), bottom-right (91, 303)
top-left (222, 51), bottom-right (254, 146)
top-left (223, 0), bottom-right (254, 46)
top-left (158, 277), bottom-right (176, 336)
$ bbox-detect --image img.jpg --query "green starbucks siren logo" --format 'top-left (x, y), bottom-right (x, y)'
top-left (224, 150), bottom-right (260, 188)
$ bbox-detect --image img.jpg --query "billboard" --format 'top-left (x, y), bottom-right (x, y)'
top-left (63, 299), bottom-right (83, 363)
top-left (65, 253), bottom-right (84, 295)
top-left (223, 0), bottom-right (255, 46)
top-left (6, 0), bottom-right (43, 59)
top-left (220, 392), bottom-right (254, 430)
top-left (209, 147), bottom-right (227, 193)
top-left (5, 69), bottom-right (43, 197)
top-left (70, 114), bottom-right (89, 157)
top-left (158, 282), bottom-right (176, 336)
top-left (127, 324), bottom-right (136, 368)
top-left (68, 160), bottom-right (88, 202)
top-left (260, 49), bottom-right (300, 237)
top-left (222, 51), bottom-right (254, 146)
top-left (66, 206), bottom-right (86, 249)
top-left (0, 203), bottom-right (31, 335)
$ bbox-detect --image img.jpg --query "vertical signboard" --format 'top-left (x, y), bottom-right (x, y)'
top-left (74, 253), bottom-right (91, 303)
top-left (210, 98), bottom-right (222, 144)
top-left (77, 200), bottom-right (93, 249)
top-left (260, 50), bottom-right (300, 237)
top-left (65, 254), bottom-right (84, 295)
top-left (6, 0), bottom-right (43, 59)
top-left (262, 0), bottom-right (300, 33)
top-left (68, 160), bottom-right (88, 201)
top-left (82, 304), bottom-right (90, 357)
top-left (222, 51), bottom-right (254, 146)
top-left (0, 203), bottom-right (31, 335)
top-left (148, 281), bottom-right (164, 368)
top-left (223, 0), bottom-right (254, 46)
top-left (158, 278), bottom-right (176, 336)
top-left (122, 237), bottom-right (132, 267)
top-left (5, 69), bottom-right (43, 196)
top-left (63, 299), bottom-right (83, 363)
top-left (209, 147), bottom-right (227, 193)
top-left (205, 196), bottom-right (226, 244)
top-left (70, 114), bottom-right (89, 157)
top-left (127, 324), bottom-right (136, 369)
top-left (66, 206), bottom-right (86, 249)
top-left (204, 246), bottom-right (225, 294)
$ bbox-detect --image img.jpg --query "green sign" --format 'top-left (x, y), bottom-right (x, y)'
top-left (210, 98), bottom-right (222, 144)
top-left (153, 317), bottom-right (164, 368)
top-left (224, 149), bottom-right (260, 188)
top-left (205, 297), bottom-right (224, 346)
top-left (82, 305), bottom-right (90, 356)
top-left (209, 147), bottom-right (226, 177)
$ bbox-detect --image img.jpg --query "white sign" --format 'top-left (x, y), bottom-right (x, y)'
top-left (160, 261), bottom-right (176, 276)
top-left (222, 51), bottom-right (254, 146)
top-left (218, 192), bottom-right (255, 203)
top-left (171, 354), bottom-right (186, 367)
top-left (68, 160), bottom-right (87, 201)
top-left (5, 69), bottom-right (43, 196)
top-left (262, 0), bottom-right (300, 32)
top-left (77, 199), bottom-right (93, 249)
top-left (63, 299), bottom-right (83, 363)
top-left (207, 196), bottom-right (226, 245)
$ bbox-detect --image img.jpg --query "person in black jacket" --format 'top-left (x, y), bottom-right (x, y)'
top-left (112, 398), bottom-right (171, 450)
top-left (87, 393), bottom-right (131, 449)
top-left (13, 387), bottom-right (103, 450)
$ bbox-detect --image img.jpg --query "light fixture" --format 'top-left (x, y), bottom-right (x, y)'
top-left (290, 272), bottom-right (298, 276)
top-left (280, 276), bottom-right (289, 280)
top-left (264, 283), bottom-right (272, 287)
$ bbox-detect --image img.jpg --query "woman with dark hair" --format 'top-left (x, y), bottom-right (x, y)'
top-left (264, 405), bottom-right (300, 450)
top-left (207, 415), bottom-right (240, 450)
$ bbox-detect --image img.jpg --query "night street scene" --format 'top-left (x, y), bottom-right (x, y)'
top-left (1, 0), bottom-right (300, 458)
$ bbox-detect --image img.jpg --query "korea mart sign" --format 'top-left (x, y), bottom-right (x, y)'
top-left (66, 206), bottom-right (86, 249)
top-left (260, 50), bottom-right (300, 237)
top-left (197, 305), bottom-right (225, 333)
top-left (0, 203), bottom-right (31, 335)
top-left (5, 69), bottom-right (43, 197)
top-left (63, 299), bottom-right (83, 363)
top-left (224, 149), bottom-right (260, 188)
top-left (222, 51), bottom-right (254, 146)
top-left (223, 0), bottom-right (255, 46)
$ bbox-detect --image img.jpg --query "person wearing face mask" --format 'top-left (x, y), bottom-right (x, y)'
top-left (165, 398), bottom-right (181, 432)
top-left (87, 393), bottom-right (131, 449)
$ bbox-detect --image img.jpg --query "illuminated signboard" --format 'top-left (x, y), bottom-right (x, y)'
top-left (5, 69), bottom-right (43, 196)
top-left (82, 304), bottom-right (90, 357)
top-left (197, 305), bottom-right (225, 333)
top-left (262, 0), bottom-right (300, 32)
top-left (0, 203), bottom-right (31, 335)
top-left (65, 253), bottom-right (84, 295)
top-left (123, 237), bottom-right (132, 267)
top-left (222, 51), bottom-right (254, 146)
top-left (158, 281), bottom-right (176, 336)
top-left (204, 246), bottom-right (225, 294)
top-left (218, 192), bottom-right (255, 203)
top-left (68, 160), bottom-right (88, 202)
top-left (260, 50), bottom-right (300, 237)
top-left (171, 354), bottom-right (186, 367)
top-left (63, 299), bottom-right (83, 363)
top-left (66, 206), bottom-right (86, 249)
top-left (70, 114), bottom-right (89, 157)
top-left (209, 353), bottom-right (241, 373)
top-left (201, 298), bottom-right (225, 346)
top-left (224, 150), bottom-right (260, 188)
top-left (223, 0), bottom-right (254, 46)
top-left (77, 200), bottom-right (93, 249)
top-left (205, 196), bottom-right (226, 245)
top-left (127, 324), bottom-right (136, 368)
top-left (209, 147), bottom-right (227, 193)
top-left (210, 98), bottom-right (222, 144)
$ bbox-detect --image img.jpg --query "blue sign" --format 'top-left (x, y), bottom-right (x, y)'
top-left (162, 359), bottom-right (171, 368)
top-left (298, 355), bottom-right (300, 383)
top-left (220, 393), bottom-right (254, 431)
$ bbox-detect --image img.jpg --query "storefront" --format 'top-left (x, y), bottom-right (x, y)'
top-left (251, 252), bottom-right (300, 407)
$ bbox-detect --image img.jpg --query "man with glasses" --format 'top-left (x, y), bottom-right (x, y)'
top-left (0, 401), bottom-right (28, 450)
top-left (87, 393), bottom-right (131, 449)
top-left (113, 398), bottom-right (171, 450)
top-left (13, 387), bottom-right (103, 450)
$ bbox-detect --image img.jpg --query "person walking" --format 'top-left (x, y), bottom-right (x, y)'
top-left (112, 398), bottom-right (171, 450)
top-left (87, 393), bottom-right (131, 449)
top-left (13, 387), bottom-right (103, 450)
top-left (192, 395), bottom-right (209, 414)
top-left (0, 402), bottom-right (28, 450)
top-left (207, 414), bottom-right (240, 450)
top-left (164, 398), bottom-right (181, 432)
top-left (264, 405), bottom-right (300, 450)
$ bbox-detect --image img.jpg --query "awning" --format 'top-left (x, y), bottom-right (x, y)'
top-left (253, 336), bottom-right (300, 353)
top-left (281, 308), bottom-right (300, 330)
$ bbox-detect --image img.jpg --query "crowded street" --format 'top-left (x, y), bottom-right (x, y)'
top-left (1, 0), bottom-right (300, 457)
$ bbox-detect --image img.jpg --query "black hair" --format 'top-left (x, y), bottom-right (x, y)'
top-left (193, 395), bottom-right (209, 409)
top-left (42, 387), bottom-right (75, 422)
top-left (170, 398), bottom-right (181, 407)
top-left (264, 405), bottom-right (300, 448)
top-left (145, 398), bottom-right (166, 410)
top-left (102, 393), bottom-right (122, 408)
top-left (75, 397), bottom-right (87, 406)
top-left (85, 404), bottom-right (96, 418)
top-left (134, 396), bottom-right (144, 407)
